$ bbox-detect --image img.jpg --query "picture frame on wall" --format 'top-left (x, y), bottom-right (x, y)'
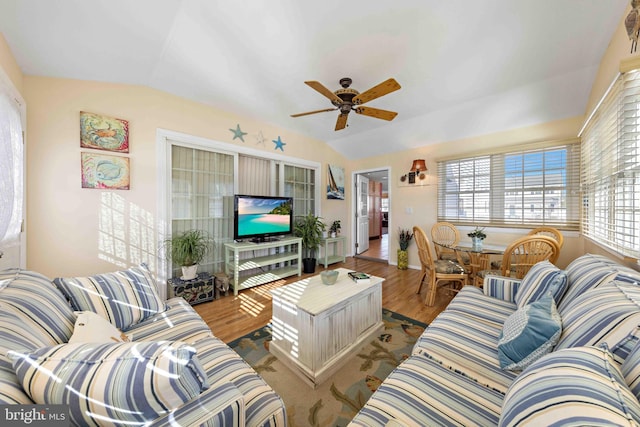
top-left (81, 152), bottom-right (130, 190)
top-left (327, 164), bottom-right (345, 200)
top-left (80, 111), bottom-right (129, 153)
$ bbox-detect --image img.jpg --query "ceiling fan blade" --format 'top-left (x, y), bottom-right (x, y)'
top-left (355, 106), bottom-right (398, 121)
top-left (352, 78), bottom-right (401, 105)
top-left (305, 81), bottom-right (342, 103)
top-left (290, 108), bottom-right (337, 118)
top-left (335, 113), bottom-right (349, 131)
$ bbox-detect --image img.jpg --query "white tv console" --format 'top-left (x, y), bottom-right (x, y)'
top-left (224, 236), bottom-right (302, 296)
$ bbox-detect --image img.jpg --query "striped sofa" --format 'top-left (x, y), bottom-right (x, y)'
top-left (0, 267), bottom-right (286, 427)
top-left (350, 254), bottom-right (640, 426)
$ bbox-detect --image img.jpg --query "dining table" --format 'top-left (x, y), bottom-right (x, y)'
top-left (435, 241), bottom-right (507, 287)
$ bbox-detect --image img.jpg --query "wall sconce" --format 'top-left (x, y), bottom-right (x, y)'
top-left (400, 159), bottom-right (427, 184)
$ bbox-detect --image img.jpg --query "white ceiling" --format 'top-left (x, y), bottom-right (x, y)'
top-left (0, 0), bottom-right (628, 159)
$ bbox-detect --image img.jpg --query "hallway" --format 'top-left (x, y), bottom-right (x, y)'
top-left (359, 233), bottom-right (388, 261)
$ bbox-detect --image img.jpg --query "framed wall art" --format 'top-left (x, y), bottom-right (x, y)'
top-left (80, 111), bottom-right (129, 153)
top-left (81, 152), bottom-right (130, 190)
top-left (327, 164), bottom-right (345, 200)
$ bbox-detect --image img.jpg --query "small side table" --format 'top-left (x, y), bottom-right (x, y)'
top-left (168, 273), bottom-right (214, 305)
top-left (318, 236), bottom-right (346, 267)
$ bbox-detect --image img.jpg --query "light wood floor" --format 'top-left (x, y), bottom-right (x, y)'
top-left (359, 233), bottom-right (389, 260)
top-left (194, 257), bottom-right (453, 343)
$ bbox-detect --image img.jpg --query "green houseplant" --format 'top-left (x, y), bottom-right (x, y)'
top-left (467, 226), bottom-right (486, 251)
top-left (330, 220), bottom-right (341, 237)
top-left (397, 228), bottom-right (414, 270)
top-left (294, 212), bottom-right (325, 274)
top-left (164, 229), bottom-right (212, 280)
top-left (467, 226), bottom-right (487, 239)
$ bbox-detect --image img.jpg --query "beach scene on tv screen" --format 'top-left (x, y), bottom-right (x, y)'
top-left (238, 198), bottom-right (292, 235)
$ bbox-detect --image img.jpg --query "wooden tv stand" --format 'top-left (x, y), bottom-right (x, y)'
top-left (224, 236), bottom-right (302, 296)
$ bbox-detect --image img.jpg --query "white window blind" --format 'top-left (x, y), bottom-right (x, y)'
top-left (437, 142), bottom-right (581, 229)
top-left (170, 145), bottom-right (234, 277)
top-left (580, 70), bottom-right (640, 259)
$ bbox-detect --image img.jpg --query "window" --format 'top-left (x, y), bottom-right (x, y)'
top-left (170, 145), bottom-right (235, 278)
top-left (437, 142), bottom-right (581, 229)
top-left (0, 88), bottom-right (24, 253)
top-left (580, 68), bottom-right (640, 259)
top-left (158, 130), bottom-right (321, 291)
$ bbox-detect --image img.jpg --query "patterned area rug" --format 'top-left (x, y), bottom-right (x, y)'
top-left (228, 309), bottom-right (427, 427)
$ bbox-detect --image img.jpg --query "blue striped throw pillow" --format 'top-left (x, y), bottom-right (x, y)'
top-left (54, 264), bottom-right (165, 330)
top-left (514, 261), bottom-right (567, 308)
top-left (500, 345), bottom-right (640, 426)
top-left (9, 341), bottom-right (209, 426)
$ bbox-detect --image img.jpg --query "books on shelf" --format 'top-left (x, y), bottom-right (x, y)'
top-left (348, 271), bottom-right (371, 284)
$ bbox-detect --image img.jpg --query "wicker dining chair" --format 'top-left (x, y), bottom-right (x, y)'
top-left (476, 235), bottom-right (560, 286)
top-left (491, 226), bottom-right (564, 270)
top-left (431, 222), bottom-right (470, 264)
top-left (414, 226), bottom-right (468, 306)
top-left (528, 226), bottom-right (564, 249)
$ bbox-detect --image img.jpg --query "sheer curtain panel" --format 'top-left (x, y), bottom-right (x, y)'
top-left (0, 91), bottom-right (23, 248)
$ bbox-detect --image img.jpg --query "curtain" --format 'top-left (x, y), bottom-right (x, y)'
top-left (0, 91), bottom-right (23, 248)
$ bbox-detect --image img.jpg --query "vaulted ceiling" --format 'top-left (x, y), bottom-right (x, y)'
top-left (0, 0), bottom-right (628, 159)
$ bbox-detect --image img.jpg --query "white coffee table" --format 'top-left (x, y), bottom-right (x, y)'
top-left (269, 268), bottom-right (384, 388)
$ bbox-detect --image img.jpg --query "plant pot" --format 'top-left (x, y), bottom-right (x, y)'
top-left (397, 249), bottom-right (409, 270)
top-left (330, 232), bottom-right (337, 238)
top-left (302, 258), bottom-right (317, 274)
top-left (322, 231), bottom-right (328, 238)
top-left (471, 237), bottom-right (484, 252)
top-left (181, 264), bottom-right (198, 281)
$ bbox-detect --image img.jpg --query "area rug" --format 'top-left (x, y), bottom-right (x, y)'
top-left (228, 309), bottom-right (427, 427)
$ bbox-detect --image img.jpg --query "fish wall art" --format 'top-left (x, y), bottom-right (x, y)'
top-left (81, 152), bottom-right (130, 190)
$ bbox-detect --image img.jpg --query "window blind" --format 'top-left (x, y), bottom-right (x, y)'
top-left (437, 142), bottom-right (581, 229)
top-left (580, 70), bottom-right (640, 259)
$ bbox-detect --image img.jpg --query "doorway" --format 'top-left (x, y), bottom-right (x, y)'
top-left (352, 168), bottom-right (390, 263)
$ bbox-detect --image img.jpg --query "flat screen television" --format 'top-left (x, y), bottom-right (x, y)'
top-left (234, 195), bottom-right (294, 242)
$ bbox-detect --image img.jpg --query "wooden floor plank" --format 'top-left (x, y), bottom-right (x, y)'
top-left (193, 257), bottom-right (453, 343)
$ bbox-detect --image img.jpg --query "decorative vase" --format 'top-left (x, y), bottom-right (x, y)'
top-left (397, 249), bottom-right (409, 270)
top-left (471, 237), bottom-right (484, 252)
top-left (181, 265), bottom-right (198, 281)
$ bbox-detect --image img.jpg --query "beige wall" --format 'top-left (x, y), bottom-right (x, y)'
top-left (0, 33), bottom-right (23, 95)
top-left (23, 76), bottom-right (349, 278)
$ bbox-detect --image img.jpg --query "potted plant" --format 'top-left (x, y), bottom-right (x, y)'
top-left (397, 228), bottom-right (414, 270)
top-left (164, 229), bottom-right (212, 280)
top-left (330, 220), bottom-right (341, 238)
top-left (294, 212), bottom-right (325, 274)
top-left (467, 226), bottom-right (486, 251)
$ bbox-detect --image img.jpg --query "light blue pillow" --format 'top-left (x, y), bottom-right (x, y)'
top-left (500, 345), bottom-right (640, 427)
top-left (514, 261), bottom-right (567, 308)
top-left (498, 293), bottom-right (562, 371)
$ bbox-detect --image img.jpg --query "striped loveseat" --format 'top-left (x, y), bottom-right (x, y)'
top-left (350, 254), bottom-right (640, 426)
top-left (0, 266), bottom-right (286, 426)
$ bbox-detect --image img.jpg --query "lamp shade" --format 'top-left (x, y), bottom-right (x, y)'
top-left (410, 159), bottom-right (427, 172)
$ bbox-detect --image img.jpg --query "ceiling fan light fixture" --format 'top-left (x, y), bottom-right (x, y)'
top-left (291, 77), bottom-right (401, 131)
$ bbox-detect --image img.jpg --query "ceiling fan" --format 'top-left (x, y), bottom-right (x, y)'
top-left (291, 77), bottom-right (401, 131)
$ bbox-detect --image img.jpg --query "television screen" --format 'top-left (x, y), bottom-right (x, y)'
top-left (234, 195), bottom-right (294, 242)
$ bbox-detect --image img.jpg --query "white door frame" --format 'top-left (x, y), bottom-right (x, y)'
top-left (351, 166), bottom-right (391, 258)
